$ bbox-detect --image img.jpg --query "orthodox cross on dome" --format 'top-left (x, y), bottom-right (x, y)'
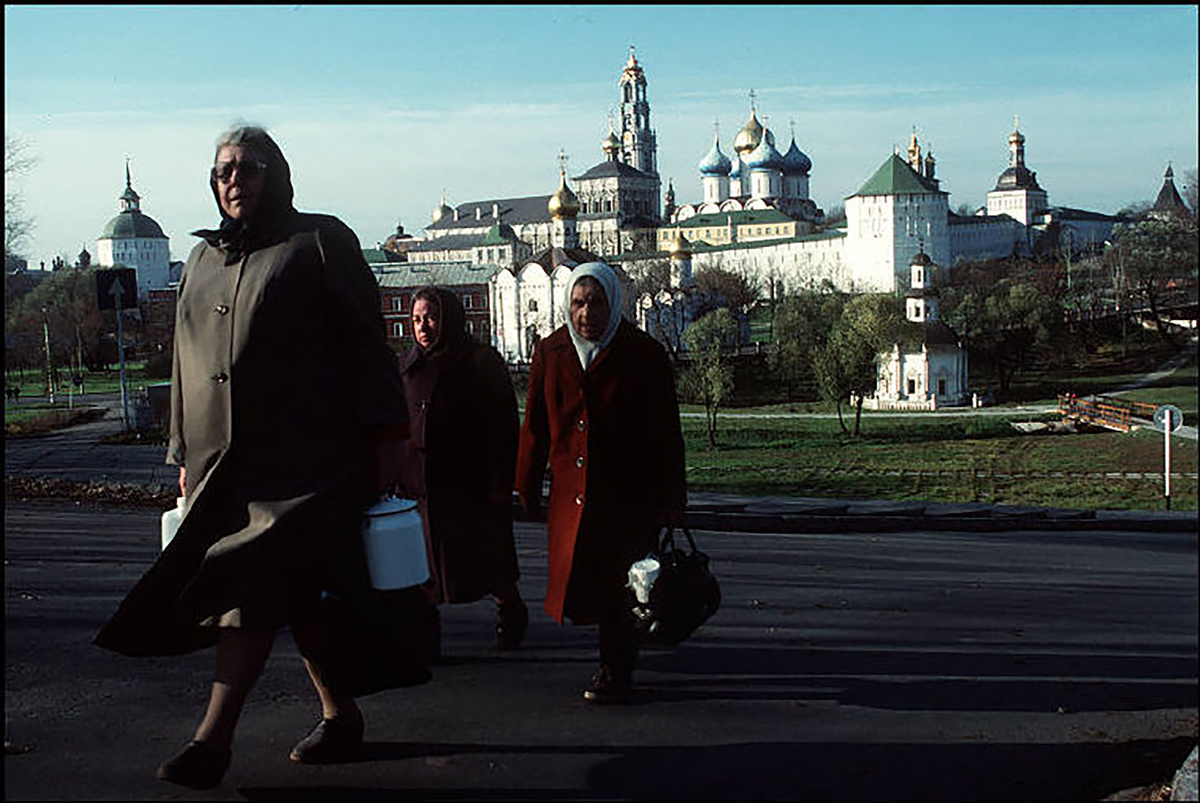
top-left (748, 88), bottom-right (757, 113)
top-left (558, 149), bottom-right (569, 176)
top-left (125, 157), bottom-right (132, 188)
top-left (789, 118), bottom-right (796, 138)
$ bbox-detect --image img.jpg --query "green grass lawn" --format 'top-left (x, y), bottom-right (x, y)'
top-left (682, 412), bottom-right (1198, 511)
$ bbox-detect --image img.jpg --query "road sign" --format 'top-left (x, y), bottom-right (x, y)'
top-left (95, 269), bottom-right (137, 311)
top-left (1152, 404), bottom-right (1183, 433)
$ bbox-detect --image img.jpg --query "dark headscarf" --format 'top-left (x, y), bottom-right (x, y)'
top-left (191, 125), bottom-right (297, 264)
top-left (414, 287), bottom-right (468, 358)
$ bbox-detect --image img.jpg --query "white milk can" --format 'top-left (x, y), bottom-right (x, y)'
top-left (362, 495), bottom-right (430, 590)
top-left (160, 496), bottom-right (188, 551)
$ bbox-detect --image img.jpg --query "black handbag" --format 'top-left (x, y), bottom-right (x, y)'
top-left (626, 525), bottom-right (721, 645)
top-left (306, 586), bottom-right (437, 697)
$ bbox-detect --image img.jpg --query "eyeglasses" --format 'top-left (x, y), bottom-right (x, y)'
top-left (211, 159), bottom-right (268, 184)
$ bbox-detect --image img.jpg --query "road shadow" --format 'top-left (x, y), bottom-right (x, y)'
top-left (235, 736), bottom-right (1196, 800)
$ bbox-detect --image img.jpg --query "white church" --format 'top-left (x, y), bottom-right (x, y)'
top-left (95, 162), bottom-right (172, 300)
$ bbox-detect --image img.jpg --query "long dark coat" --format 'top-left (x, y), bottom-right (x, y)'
top-left (398, 289), bottom-right (520, 604)
top-left (94, 147), bottom-right (406, 657)
top-left (515, 320), bottom-right (687, 625)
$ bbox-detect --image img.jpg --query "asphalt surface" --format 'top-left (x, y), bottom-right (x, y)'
top-left (5, 399), bottom-right (1198, 800)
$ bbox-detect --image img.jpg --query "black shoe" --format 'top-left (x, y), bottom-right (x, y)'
top-left (494, 601), bottom-right (529, 651)
top-left (582, 666), bottom-right (631, 704)
top-left (155, 740), bottom-right (231, 790)
top-left (289, 710), bottom-right (364, 764)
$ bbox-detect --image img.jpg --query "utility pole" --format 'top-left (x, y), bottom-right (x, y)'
top-left (42, 306), bottom-right (54, 403)
top-left (110, 279), bottom-right (130, 430)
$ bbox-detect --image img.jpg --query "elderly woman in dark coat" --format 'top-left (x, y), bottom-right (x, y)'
top-left (399, 286), bottom-right (527, 649)
top-left (94, 125), bottom-right (412, 789)
top-left (516, 262), bottom-right (687, 704)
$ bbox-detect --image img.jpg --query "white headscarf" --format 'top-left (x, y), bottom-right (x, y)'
top-left (563, 261), bottom-right (623, 371)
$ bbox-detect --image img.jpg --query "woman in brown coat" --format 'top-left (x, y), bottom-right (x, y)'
top-left (398, 286), bottom-right (527, 649)
top-left (94, 125), bottom-right (412, 788)
top-left (516, 262), bottom-right (687, 703)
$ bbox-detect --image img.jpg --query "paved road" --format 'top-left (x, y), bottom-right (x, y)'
top-left (4, 499), bottom-right (1196, 801)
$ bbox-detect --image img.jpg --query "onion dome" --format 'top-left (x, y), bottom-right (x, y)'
top-left (733, 110), bottom-right (764, 155)
top-left (698, 134), bottom-right (732, 177)
top-left (548, 170), bottom-right (580, 219)
top-left (744, 128), bottom-right (784, 170)
top-left (911, 249), bottom-right (933, 267)
top-left (602, 125), bottom-right (620, 158)
top-left (782, 136), bottom-right (812, 175)
top-left (431, 191), bottom-right (453, 224)
top-left (668, 232), bottom-right (692, 257)
top-left (729, 153), bottom-right (743, 180)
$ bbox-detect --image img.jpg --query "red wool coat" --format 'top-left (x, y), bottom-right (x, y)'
top-left (516, 320), bottom-right (686, 625)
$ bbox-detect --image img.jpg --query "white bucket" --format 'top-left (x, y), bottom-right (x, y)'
top-left (362, 495), bottom-right (430, 590)
top-left (161, 497), bottom-right (188, 551)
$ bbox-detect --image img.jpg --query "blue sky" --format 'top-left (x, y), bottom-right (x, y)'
top-left (5, 4), bottom-right (1197, 267)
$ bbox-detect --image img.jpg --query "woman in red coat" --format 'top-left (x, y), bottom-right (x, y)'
top-left (516, 262), bottom-right (686, 703)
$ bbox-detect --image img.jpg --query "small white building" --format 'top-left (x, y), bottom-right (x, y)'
top-left (866, 249), bottom-right (969, 410)
top-left (95, 162), bottom-right (171, 300)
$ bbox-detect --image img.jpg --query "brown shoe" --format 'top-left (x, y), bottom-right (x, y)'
top-left (582, 666), bottom-right (631, 704)
top-left (155, 740), bottom-right (231, 790)
top-left (289, 710), bottom-right (364, 764)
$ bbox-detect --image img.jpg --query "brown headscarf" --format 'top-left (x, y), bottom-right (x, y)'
top-left (191, 125), bottom-right (297, 264)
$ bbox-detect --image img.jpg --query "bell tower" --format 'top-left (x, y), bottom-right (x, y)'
top-left (617, 46), bottom-right (657, 176)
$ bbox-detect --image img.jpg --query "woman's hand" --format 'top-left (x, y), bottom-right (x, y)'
top-left (178, 466), bottom-right (187, 498)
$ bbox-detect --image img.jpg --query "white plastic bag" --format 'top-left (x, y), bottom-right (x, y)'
top-left (627, 555), bottom-right (662, 604)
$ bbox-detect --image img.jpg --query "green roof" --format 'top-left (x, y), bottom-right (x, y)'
top-left (651, 228), bottom-right (845, 257)
top-left (480, 223), bottom-right (519, 245)
top-left (361, 248), bottom-right (389, 263)
top-left (850, 154), bottom-right (945, 197)
top-left (672, 208), bottom-right (795, 229)
top-left (99, 210), bottom-right (167, 240)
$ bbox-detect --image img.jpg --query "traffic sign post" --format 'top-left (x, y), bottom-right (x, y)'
top-left (95, 269), bottom-right (137, 430)
top-left (1153, 404), bottom-right (1183, 510)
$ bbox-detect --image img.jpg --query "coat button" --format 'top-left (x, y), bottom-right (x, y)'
top-left (575, 456), bottom-right (584, 468)
top-left (213, 304), bottom-right (229, 315)
top-left (576, 419), bottom-right (586, 431)
top-left (212, 372), bottom-right (229, 383)
top-left (574, 494), bottom-right (584, 505)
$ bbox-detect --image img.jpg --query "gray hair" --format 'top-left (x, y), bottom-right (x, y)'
top-left (214, 123), bottom-right (273, 154)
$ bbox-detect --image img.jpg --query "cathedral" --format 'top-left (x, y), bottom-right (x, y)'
top-left (370, 48), bottom-right (1138, 375)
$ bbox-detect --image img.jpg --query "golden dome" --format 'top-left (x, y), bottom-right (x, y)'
top-left (548, 170), bottom-right (580, 219)
top-left (431, 190), bottom-right (453, 223)
top-left (733, 110), bottom-right (764, 155)
top-left (602, 126), bottom-right (620, 155)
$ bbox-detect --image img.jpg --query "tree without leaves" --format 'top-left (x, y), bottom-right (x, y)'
top-left (5, 134), bottom-right (37, 264)
top-left (692, 264), bottom-right (757, 317)
top-left (1112, 215), bottom-right (1199, 344)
